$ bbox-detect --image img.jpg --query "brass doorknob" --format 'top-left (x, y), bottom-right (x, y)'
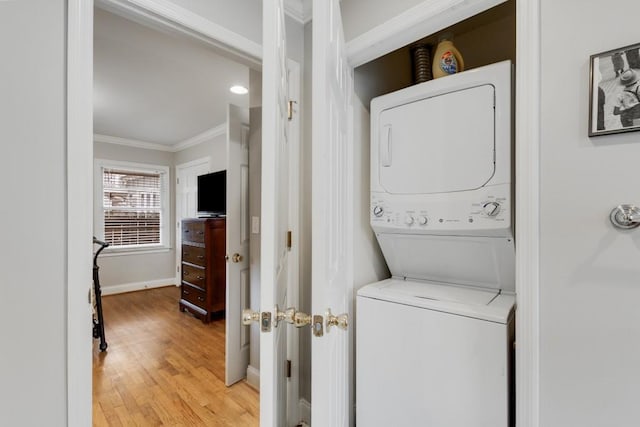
top-left (274, 305), bottom-right (296, 327)
top-left (242, 309), bottom-right (260, 325)
top-left (326, 308), bottom-right (349, 332)
top-left (232, 253), bottom-right (243, 263)
top-left (292, 311), bottom-right (312, 328)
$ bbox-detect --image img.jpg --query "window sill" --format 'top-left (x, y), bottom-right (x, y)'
top-left (100, 246), bottom-right (172, 258)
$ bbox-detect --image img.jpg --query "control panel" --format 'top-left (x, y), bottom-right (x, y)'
top-left (370, 184), bottom-right (511, 236)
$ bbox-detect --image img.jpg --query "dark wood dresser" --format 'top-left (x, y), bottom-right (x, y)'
top-left (179, 218), bottom-right (226, 323)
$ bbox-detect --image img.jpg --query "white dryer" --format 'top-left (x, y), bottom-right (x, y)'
top-left (357, 61), bottom-right (515, 427)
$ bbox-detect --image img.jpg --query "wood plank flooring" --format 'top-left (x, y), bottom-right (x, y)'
top-left (93, 286), bottom-right (259, 426)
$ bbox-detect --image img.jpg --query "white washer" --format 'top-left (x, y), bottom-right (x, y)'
top-left (357, 61), bottom-right (515, 426)
top-left (357, 279), bottom-right (514, 427)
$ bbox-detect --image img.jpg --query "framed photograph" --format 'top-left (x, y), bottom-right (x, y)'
top-left (589, 42), bottom-right (640, 137)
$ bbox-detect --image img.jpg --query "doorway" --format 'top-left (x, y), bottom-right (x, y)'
top-left (90, 4), bottom-right (259, 424)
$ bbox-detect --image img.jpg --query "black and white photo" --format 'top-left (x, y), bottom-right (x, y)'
top-left (589, 42), bottom-right (640, 136)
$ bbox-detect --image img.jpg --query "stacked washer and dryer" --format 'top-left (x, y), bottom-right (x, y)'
top-left (356, 61), bottom-right (515, 426)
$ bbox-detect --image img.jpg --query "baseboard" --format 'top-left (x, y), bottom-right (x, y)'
top-left (246, 365), bottom-right (260, 390)
top-left (101, 278), bottom-right (177, 296)
top-left (299, 398), bottom-right (311, 426)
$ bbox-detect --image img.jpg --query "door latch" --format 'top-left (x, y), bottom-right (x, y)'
top-left (311, 310), bottom-right (349, 337)
top-left (313, 315), bottom-right (324, 337)
top-left (261, 312), bottom-right (272, 332)
top-left (242, 308), bottom-right (272, 332)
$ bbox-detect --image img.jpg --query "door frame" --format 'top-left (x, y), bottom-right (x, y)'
top-left (67, 1), bottom-right (94, 425)
top-left (175, 157), bottom-right (212, 285)
top-left (67, 1), bottom-right (264, 425)
top-left (285, 58), bottom-right (302, 425)
top-left (344, 0), bottom-right (541, 425)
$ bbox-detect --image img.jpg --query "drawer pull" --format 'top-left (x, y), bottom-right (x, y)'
top-left (184, 271), bottom-right (189, 276)
top-left (183, 289), bottom-right (190, 295)
top-left (184, 229), bottom-right (190, 233)
top-left (197, 276), bottom-right (204, 280)
top-left (197, 296), bottom-right (205, 302)
top-left (197, 231), bottom-right (204, 235)
top-left (183, 252), bottom-right (188, 257)
top-left (197, 255), bottom-right (205, 260)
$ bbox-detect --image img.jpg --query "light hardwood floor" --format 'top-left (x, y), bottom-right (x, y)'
top-left (93, 286), bottom-right (259, 426)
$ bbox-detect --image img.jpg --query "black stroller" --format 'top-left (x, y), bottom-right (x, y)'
top-left (93, 237), bottom-right (109, 352)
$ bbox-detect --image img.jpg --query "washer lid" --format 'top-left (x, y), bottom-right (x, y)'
top-left (357, 278), bottom-right (515, 324)
top-left (375, 233), bottom-right (515, 292)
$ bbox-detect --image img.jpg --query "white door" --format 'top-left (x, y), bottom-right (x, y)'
top-left (260, 0), bottom-right (291, 425)
top-left (311, 0), bottom-right (355, 425)
top-left (175, 158), bottom-right (210, 284)
top-left (226, 104), bottom-right (251, 385)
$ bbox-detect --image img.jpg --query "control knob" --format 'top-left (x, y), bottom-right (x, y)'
top-left (483, 202), bottom-right (501, 217)
top-left (418, 216), bottom-right (428, 225)
top-left (404, 215), bottom-right (414, 225)
top-left (373, 206), bottom-right (384, 217)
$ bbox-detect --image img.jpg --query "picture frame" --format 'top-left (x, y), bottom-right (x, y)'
top-left (589, 42), bottom-right (640, 137)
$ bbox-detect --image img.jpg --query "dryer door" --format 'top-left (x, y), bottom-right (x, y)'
top-left (378, 84), bottom-right (495, 194)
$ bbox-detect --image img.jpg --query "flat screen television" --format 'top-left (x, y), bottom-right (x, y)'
top-left (197, 170), bottom-right (226, 217)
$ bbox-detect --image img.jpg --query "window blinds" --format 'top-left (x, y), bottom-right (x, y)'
top-left (102, 169), bottom-right (162, 246)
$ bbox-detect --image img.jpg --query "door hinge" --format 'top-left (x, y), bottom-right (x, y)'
top-left (286, 359), bottom-right (292, 378)
top-left (287, 230), bottom-right (292, 250)
top-left (177, 265), bottom-right (180, 273)
top-left (287, 100), bottom-right (297, 121)
top-left (176, 177), bottom-right (180, 185)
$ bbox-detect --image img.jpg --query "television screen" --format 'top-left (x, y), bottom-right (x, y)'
top-left (197, 170), bottom-right (226, 217)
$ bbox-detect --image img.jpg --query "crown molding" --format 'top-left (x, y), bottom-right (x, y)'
top-left (284, 0), bottom-right (312, 25)
top-left (93, 133), bottom-right (174, 152)
top-left (94, 123), bottom-right (227, 153)
top-left (173, 123), bottom-right (226, 152)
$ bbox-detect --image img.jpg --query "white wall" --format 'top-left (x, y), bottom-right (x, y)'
top-left (539, 0), bottom-right (640, 425)
top-left (340, 0), bottom-right (426, 42)
top-left (285, 14), bottom-right (305, 64)
top-left (94, 142), bottom-right (177, 289)
top-left (352, 96), bottom-right (390, 288)
top-left (162, 0), bottom-right (263, 45)
top-left (174, 131), bottom-right (226, 169)
top-left (95, 140), bottom-right (174, 165)
top-left (164, 0), bottom-right (304, 62)
top-left (0, 1), bottom-right (68, 425)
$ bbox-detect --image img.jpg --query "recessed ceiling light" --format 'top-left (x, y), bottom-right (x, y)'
top-left (230, 85), bottom-right (248, 95)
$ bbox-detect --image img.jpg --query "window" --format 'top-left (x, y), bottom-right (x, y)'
top-left (95, 160), bottom-right (170, 252)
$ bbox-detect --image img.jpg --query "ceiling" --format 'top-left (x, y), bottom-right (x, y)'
top-left (93, 8), bottom-right (250, 146)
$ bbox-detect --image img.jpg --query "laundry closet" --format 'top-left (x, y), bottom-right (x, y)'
top-left (351, 1), bottom-right (516, 426)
